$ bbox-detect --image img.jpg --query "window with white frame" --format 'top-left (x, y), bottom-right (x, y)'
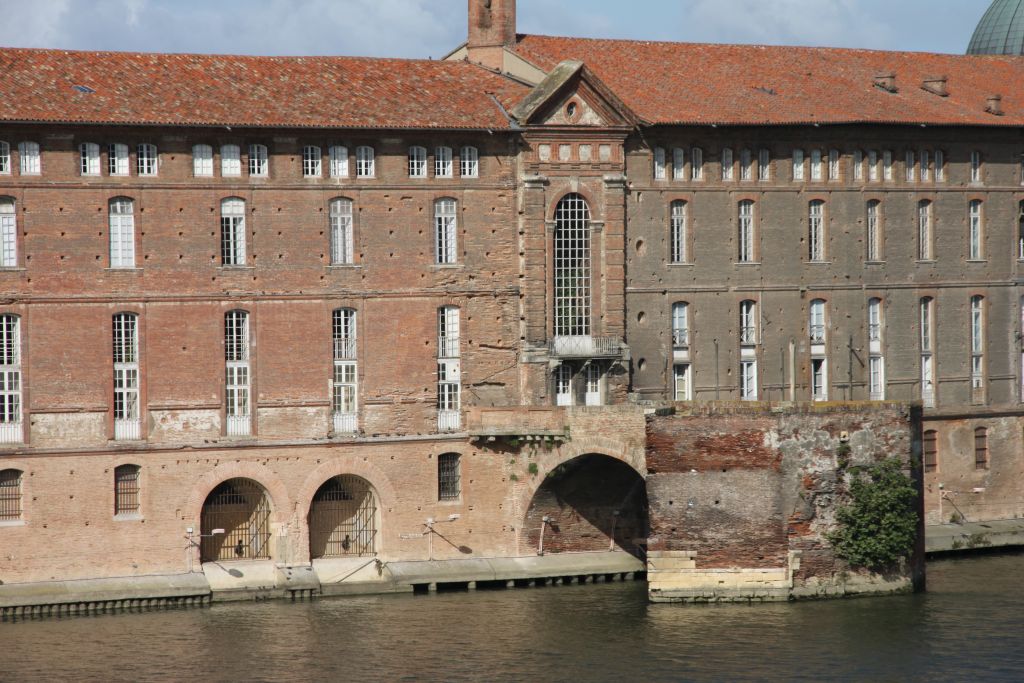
top-left (80, 142), bottom-right (100, 176)
top-left (738, 200), bottom-right (755, 262)
top-left (811, 358), bottom-right (828, 401)
top-left (867, 297), bottom-right (885, 400)
top-left (810, 149), bottom-right (823, 181)
top-left (757, 148), bottom-right (770, 181)
top-left (691, 147), bottom-right (704, 181)
top-left (866, 200), bottom-right (882, 261)
top-left (137, 143), bottom-right (157, 176)
top-left (808, 200), bottom-right (825, 261)
top-left (869, 356), bottom-right (885, 401)
top-left (868, 150), bottom-right (879, 182)
top-left (721, 147), bottom-right (734, 181)
top-left (193, 144), bottom-right (213, 177)
top-left (809, 299), bottom-right (827, 344)
top-left (672, 148), bottom-right (685, 180)
top-left (439, 305), bottom-right (460, 360)
top-left (435, 146), bottom-right (453, 178)
top-left (109, 143), bottom-right (129, 176)
top-left (935, 150), bottom-right (945, 181)
top-left (435, 198), bottom-right (457, 265)
top-left (670, 200), bottom-right (687, 264)
top-left (19, 142), bottom-right (40, 175)
top-left (408, 146), bottom-right (427, 178)
top-left (868, 297), bottom-right (883, 343)
top-left (112, 312), bottom-right (140, 440)
top-left (672, 302), bottom-right (689, 347)
top-left (555, 364), bottom-right (573, 406)
top-left (554, 194), bottom-right (591, 337)
top-left (828, 149), bottom-right (840, 181)
top-left (653, 147), bottom-right (666, 180)
top-left (740, 148), bottom-right (753, 181)
top-left (224, 310), bottom-right (251, 436)
top-left (303, 145), bottom-right (322, 177)
top-left (0, 142), bottom-right (9, 174)
top-left (585, 363), bottom-right (603, 406)
top-left (220, 197), bottom-right (246, 266)
top-left (329, 198), bottom-right (354, 265)
top-left (221, 144), bottom-right (241, 177)
top-left (971, 295), bottom-right (985, 393)
top-left (920, 297), bottom-right (935, 407)
top-left (853, 150), bottom-right (864, 181)
top-left (438, 306), bottom-right (461, 431)
top-left (249, 144), bottom-right (269, 177)
top-left (969, 200), bottom-right (983, 260)
top-left (918, 200), bottom-right (933, 260)
top-left (883, 150), bottom-right (893, 181)
top-left (673, 363), bottom-right (692, 401)
top-left (109, 198), bottom-right (136, 269)
top-left (740, 299), bottom-right (757, 345)
top-left (460, 146), bottom-right (479, 178)
top-left (0, 198), bottom-right (17, 267)
top-left (921, 150), bottom-right (931, 181)
top-left (332, 308), bottom-right (358, 433)
top-left (906, 150), bottom-right (916, 182)
top-left (792, 149), bottom-right (805, 181)
top-left (0, 469), bottom-right (22, 520)
top-left (356, 146), bottom-right (375, 177)
top-left (971, 151), bottom-right (982, 183)
top-left (326, 145), bottom-right (347, 178)
top-left (0, 315), bottom-right (22, 443)
top-left (740, 360), bottom-right (757, 401)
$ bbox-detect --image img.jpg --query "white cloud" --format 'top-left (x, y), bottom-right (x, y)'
top-left (1, 0), bottom-right (71, 47)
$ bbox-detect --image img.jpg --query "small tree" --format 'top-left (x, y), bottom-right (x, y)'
top-left (827, 458), bottom-right (918, 571)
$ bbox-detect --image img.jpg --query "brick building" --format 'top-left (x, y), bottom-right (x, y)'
top-left (0, 0), bottom-right (1018, 597)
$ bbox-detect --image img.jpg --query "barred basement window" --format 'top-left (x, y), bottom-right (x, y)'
top-left (920, 297), bottom-right (936, 407)
top-left (866, 200), bottom-right (882, 261)
top-left (137, 143), bottom-right (157, 176)
top-left (328, 145), bottom-right (348, 178)
top-left (740, 148), bottom-right (752, 181)
top-left (971, 295), bottom-right (985, 393)
top-left (109, 198), bottom-right (136, 269)
top-left (0, 469), bottom-right (22, 521)
top-left (332, 308), bottom-right (358, 434)
top-left (672, 302), bottom-right (689, 347)
top-left (691, 147), bottom-right (704, 181)
top-left (757, 148), bottom-right (769, 181)
top-left (808, 200), bottom-right (825, 261)
top-left (221, 144), bottom-right (241, 177)
top-left (0, 315), bottom-right (22, 444)
top-left (356, 146), bottom-right (375, 177)
top-left (249, 144), bottom-right (269, 177)
top-left (0, 198), bottom-right (17, 267)
top-left (303, 145), bottom-right (322, 177)
top-left (193, 144), bottom-right (213, 177)
top-left (653, 147), bottom-right (666, 180)
top-left (220, 197), bottom-right (246, 265)
top-left (434, 198), bottom-right (457, 264)
top-left (969, 200), bottom-right (984, 260)
top-left (792, 149), bottom-right (805, 181)
top-left (971, 151), bottom-right (982, 183)
top-left (740, 300), bottom-right (757, 345)
top-left (810, 149), bottom-right (822, 181)
top-left (200, 479), bottom-right (270, 561)
top-left (409, 146), bottom-right (427, 178)
top-left (329, 198), bottom-right (354, 265)
top-left (738, 200), bottom-right (755, 263)
top-left (554, 194), bottom-right (591, 337)
top-left (225, 311), bottom-right (251, 436)
top-left (669, 200), bottom-right (687, 263)
top-left (19, 142), bottom-right (40, 175)
top-left (923, 430), bottom-right (938, 473)
top-left (672, 148), bottom-right (685, 180)
top-left (438, 453), bottom-right (461, 501)
top-left (435, 146), bottom-right (453, 178)
top-left (0, 141), bottom-right (9, 174)
top-left (108, 143), bottom-right (129, 176)
top-left (918, 200), bottom-right (933, 260)
top-left (460, 146), bottom-right (479, 178)
top-left (974, 427), bottom-right (989, 469)
top-left (673, 363), bottom-right (692, 400)
top-left (80, 142), bottom-right (100, 176)
top-left (721, 147), bottom-right (734, 181)
top-left (113, 313), bottom-right (141, 441)
top-left (438, 306), bottom-right (461, 431)
top-left (114, 464), bottom-right (141, 515)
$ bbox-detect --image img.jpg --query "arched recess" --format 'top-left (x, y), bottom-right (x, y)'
top-left (200, 478), bottom-right (273, 562)
top-left (308, 475), bottom-right (379, 559)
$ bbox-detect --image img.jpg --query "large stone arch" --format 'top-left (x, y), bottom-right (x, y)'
top-left (186, 461), bottom-right (291, 529)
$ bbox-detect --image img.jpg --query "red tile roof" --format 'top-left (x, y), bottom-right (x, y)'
top-left (0, 48), bottom-right (528, 130)
top-left (513, 34), bottom-right (1024, 127)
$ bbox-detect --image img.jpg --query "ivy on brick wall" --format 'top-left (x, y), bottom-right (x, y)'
top-left (827, 458), bottom-right (918, 571)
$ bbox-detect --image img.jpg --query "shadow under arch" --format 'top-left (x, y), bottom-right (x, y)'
top-left (200, 477), bottom-right (274, 562)
top-left (307, 475), bottom-right (379, 559)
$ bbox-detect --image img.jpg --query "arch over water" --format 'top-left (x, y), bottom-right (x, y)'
top-left (200, 478), bottom-right (273, 562)
top-left (308, 475), bottom-right (379, 559)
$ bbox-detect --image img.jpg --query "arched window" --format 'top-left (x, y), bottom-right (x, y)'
top-left (866, 200), bottom-right (882, 262)
top-left (0, 314), bottom-right (21, 444)
top-left (309, 475), bottom-right (377, 558)
top-left (670, 200), bottom-right (687, 264)
top-left (438, 453), bottom-right (461, 501)
top-left (329, 198), bottom-right (354, 265)
top-left (671, 302), bottom-right (688, 347)
top-left (808, 200), bottom-right (825, 261)
top-left (0, 197), bottom-right (17, 267)
top-left (200, 478), bottom-right (271, 561)
top-left (434, 198), bottom-right (457, 264)
top-left (113, 312), bottom-right (140, 440)
top-left (192, 144), bottom-right (213, 177)
top-left (225, 310), bottom-right (251, 436)
top-left (408, 146), bottom-right (427, 178)
top-left (114, 464), bottom-right (141, 515)
top-left (738, 200), bottom-right (755, 262)
top-left (332, 308), bottom-right (357, 433)
top-left (0, 468), bottom-right (22, 520)
top-left (554, 194), bottom-right (591, 337)
top-left (918, 200), bottom-right (933, 260)
top-left (969, 199), bottom-right (983, 260)
top-left (220, 197), bottom-right (246, 265)
top-left (460, 146), bottom-right (479, 178)
top-left (220, 144), bottom-right (241, 177)
top-left (974, 427), bottom-right (989, 469)
top-left (109, 197), bottom-right (135, 269)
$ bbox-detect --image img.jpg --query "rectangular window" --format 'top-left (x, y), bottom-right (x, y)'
top-left (883, 150), bottom-right (893, 181)
top-left (974, 428), bottom-right (988, 469)
top-left (19, 142), bottom-right (40, 175)
top-left (866, 200), bottom-right (881, 261)
top-left (435, 146), bottom-right (454, 178)
top-left (1, 198), bottom-right (17, 267)
top-left (0, 470), bottom-right (22, 520)
top-left (808, 200), bottom-right (825, 261)
top-left (332, 309), bottom-right (357, 433)
top-left (0, 316), bottom-right (22, 443)
top-left (249, 144), bottom-right (269, 177)
top-left (971, 296), bottom-right (985, 393)
top-left (438, 306), bottom-right (461, 431)
top-left (221, 144), bottom-right (241, 177)
top-left (438, 453), bottom-right (461, 500)
top-left (721, 148), bottom-right (734, 181)
top-left (691, 147), bottom-right (703, 181)
top-left (740, 148), bottom-right (753, 181)
top-left (137, 143), bottom-right (157, 176)
top-left (330, 198), bottom-right (354, 265)
top-left (868, 298), bottom-right (882, 343)
top-left (923, 431), bottom-right (938, 473)
top-left (109, 198), bottom-right (136, 269)
top-left (740, 300), bottom-right (757, 345)
top-left (971, 151), bottom-right (982, 183)
top-left (868, 150), bottom-right (879, 182)
top-left (969, 200), bottom-right (983, 260)
top-left (869, 356), bottom-right (885, 400)
top-left (438, 305), bottom-right (460, 359)
top-left (220, 198), bottom-right (246, 266)
top-left (918, 201), bottom-right (933, 260)
top-left (935, 150), bottom-right (945, 181)
top-left (435, 198), bottom-right (457, 264)
top-left (673, 363), bottom-right (692, 401)
top-left (740, 360), bottom-right (757, 401)
top-left (356, 146), bottom-right (375, 177)
top-left (555, 364), bottom-right (573, 406)
top-left (921, 298), bottom-right (935, 407)
top-left (0, 142), bottom-right (9, 174)
top-left (809, 300), bottom-right (826, 344)
top-left (757, 148), bottom-right (770, 181)
top-left (460, 146), bottom-right (479, 178)
top-left (328, 145), bottom-right (348, 178)
top-left (906, 150), bottom-right (916, 182)
top-left (109, 143), bottom-right (129, 176)
top-left (303, 145), bottom-right (322, 177)
top-left (409, 146), bottom-right (427, 178)
top-left (853, 150), bottom-right (864, 181)
top-left (921, 150), bottom-right (931, 182)
top-left (225, 311), bottom-right (251, 436)
top-left (114, 465), bottom-right (141, 515)
top-left (193, 144), bottom-right (213, 177)
top-left (810, 149), bottom-right (822, 181)
top-left (670, 201), bottom-right (687, 263)
top-left (672, 302), bottom-right (688, 347)
top-left (811, 358), bottom-right (828, 401)
top-left (113, 313), bottom-right (140, 440)
top-left (672, 147), bottom-right (685, 180)
top-left (828, 149), bottom-right (840, 181)
top-left (792, 149), bottom-right (805, 181)
top-left (653, 147), bottom-right (666, 180)
top-left (738, 200), bottom-right (755, 263)
top-left (585, 363), bottom-right (603, 406)
top-left (80, 142), bottom-right (100, 176)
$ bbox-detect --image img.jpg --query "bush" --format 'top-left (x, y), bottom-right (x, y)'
top-left (826, 458), bottom-right (918, 571)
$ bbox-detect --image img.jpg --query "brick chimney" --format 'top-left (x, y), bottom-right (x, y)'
top-left (467, 0), bottom-right (516, 71)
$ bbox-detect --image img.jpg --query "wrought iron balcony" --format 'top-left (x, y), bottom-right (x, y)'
top-left (549, 335), bottom-right (625, 359)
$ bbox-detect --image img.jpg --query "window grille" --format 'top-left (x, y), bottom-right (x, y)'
top-left (757, 148), bottom-right (770, 181)
top-left (810, 149), bottom-right (822, 181)
top-left (673, 363), bottom-right (692, 401)
top-left (193, 144), bottom-right (213, 177)
top-left (309, 476), bottom-right (377, 558)
top-left (691, 147), bottom-right (704, 181)
top-left (435, 198), bottom-right (457, 264)
top-left (672, 302), bottom-right (688, 347)
top-left (670, 200), bottom-right (687, 263)
top-left (113, 313), bottom-right (141, 440)
top-left (740, 148), bottom-right (752, 181)
top-left (80, 142), bottom-right (100, 175)
top-left (435, 146), bottom-right (453, 178)
top-left (906, 150), bottom-right (916, 182)
top-left (672, 148), bottom-right (685, 180)
top-left (740, 360), bottom-right (757, 401)
top-left (808, 200), bottom-right (825, 261)
top-left (811, 358), bottom-right (828, 401)
top-left (137, 143), bottom-right (157, 176)
top-left (969, 200), bottom-right (983, 260)
top-left (653, 147), bottom-right (666, 180)
top-left (225, 311), bottom-right (251, 436)
top-left (869, 356), bottom-right (885, 400)
top-left (356, 146), bottom-right (375, 177)
top-left (918, 200), bottom-right (933, 260)
top-left (809, 299), bottom-right (826, 344)
top-left (109, 143), bottom-right (129, 176)
top-left (971, 296), bottom-right (985, 391)
top-left (0, 142), bottom-right (8, 174)
top-left (866, 200), bottom-right (881, 261)
top-left (935, 150), bottom-right (945, 181)
top-left (740, 300), bottom-right (757, 345)
top-left (1, 198), bottom-right (17, 267)
top-left (330, 198), bottom-right (354, 265)
top-left (200, 479), bottom-right (271, 561)
top-left (923, 430), bottom-right (938, 472)
top-left (332, 309), bottom-right (357, 434)
top-left (249, 144), bottom-right (269, 176)
top-left (868, 298), bottom-right (882, 342)
top-left (19, 142), bottom-right (40, 175)
top-left (221, 144), bottom-right (241, 177)
top-left (792, 149), bottom-right (804, 181)
top-left (971, 151), bottom-right (982, 183)
top-left (438, 453), bottom-right (461, 501)
top-left (0, 316), bottom-right (22, 443)
top-left (883, 150), bottom-right (893, 181)
top-left (584, 363), bottom-right (603, 406)
top-left (114, 464), bottom-right (141, 515)
top-left (721, 148), bottom-right (734, 181)
top-left (553, 194), bottom-right (591, 337)
top-left (328, 145), bottom-right (348, 178)
top-left (109, 198), bottom-right (136, 269)
top-left (921, 150), bottom-right (931, 182)
top-left (974, 427), bottom-right (988, 469)
top-left (409, 146), bottom-right (427, 178)
top-left (868, 150), bottom-right (878, 182)
top-left (0, 469), bottom-right (22, 520)
top-left (738, 200), bottom-right (755, 262)
top-left (303, 145), bottom-right (322, 177)
top-left (220, 197), bottom-right (246, 265)
top-left (828, 149), bottom-right (840, 181)
top-left (460, 146), bottom-right (479, 178)
top-left (555, 364), bottom-right (573, 406)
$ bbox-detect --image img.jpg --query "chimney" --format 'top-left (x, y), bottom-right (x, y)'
top-left (921, 75), bottom-right (949, 97)
top-left (873, 73), bottom-right (897, 93)
top-left (985, 94), bottom-right (1004, 116)
top-left (467, 0), bottom-right (516, 72)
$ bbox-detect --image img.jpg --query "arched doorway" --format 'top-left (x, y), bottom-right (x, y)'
top-left (308, 475), bottom-right (378, 559)
top-left (200, 478), bottom-right (272, 562)
top-left (524, 454), bottom-right (648, 559)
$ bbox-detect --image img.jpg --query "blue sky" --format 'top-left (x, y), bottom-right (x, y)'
top-left (0, 0), bottom-right (994, 58)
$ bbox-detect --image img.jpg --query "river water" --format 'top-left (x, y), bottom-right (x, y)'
top-left (2, 553), bottom-right (1023, 682)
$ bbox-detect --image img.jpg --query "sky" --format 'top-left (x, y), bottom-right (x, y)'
top-left (0, 0), bottom-right (995, 58)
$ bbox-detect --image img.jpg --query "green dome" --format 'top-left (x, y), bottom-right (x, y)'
top-left (968, 0), bottom-right (1024, 54)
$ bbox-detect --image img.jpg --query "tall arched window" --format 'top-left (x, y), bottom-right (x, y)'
top-left (225, 310), bottom-right (251, 436)
top-left (808, 200), bottom-right (825, 261)
top-left (109, 198), bottom-right (135, 269)
top-left (969, 200), bottom-right (983, 260)
top-left (0, 315), bottom-right (22, 443)
top-left (0, 468), bottom-right (22, 520)
top-left (434, 198), bottom-right (457, 264)
top-left (737, 200), bottom-right (755, 262)
top-left (554, 194), bottom-right (591, 337)
top-left (918, 200), bottom-right (933, 260)
top-left (866, 199), bottom-right (882, 262)
top-left (0, 197), bottom-right (16, 267)
top-left (330, 198), bottom-right (354, 265)
top-left (221, 197), bottom-right (246, 265)
top-left (113, 312), bottom-right (141, 440)
top-left (920, 297), bottom-right (936, 407)
top-left (670, 200), bottom-right (687, 263)
top-left (332, 308), bottom-right (357, 433)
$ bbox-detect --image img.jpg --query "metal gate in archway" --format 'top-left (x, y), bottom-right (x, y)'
top-left (200, 478), bottom-right (272, 562)
top-left (309, 475), bottom-right (377, 559)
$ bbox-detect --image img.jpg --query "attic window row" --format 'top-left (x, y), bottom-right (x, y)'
top-left (537, 142), bottom-right (615, 163)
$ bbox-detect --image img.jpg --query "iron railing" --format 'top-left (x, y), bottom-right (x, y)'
top-left (309, 476), bottom-right (377, 558)
top-left (549, 336), bottom-right (624, 359)
top-left (200, 479), bottom-right (271, 562)
top-left (333, 412), bottom-right (357, 434)
top-left (438, 410), bottom-right (461, 432)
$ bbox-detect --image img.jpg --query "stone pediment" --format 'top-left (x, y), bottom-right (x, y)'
top-left (509, 60), bottom-right (639, 128)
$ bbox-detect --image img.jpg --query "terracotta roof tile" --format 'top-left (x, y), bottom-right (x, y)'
top-left (513, 34), bottom-right (1024, 127)
top-left (0, 48), bottom-right (528, 130)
